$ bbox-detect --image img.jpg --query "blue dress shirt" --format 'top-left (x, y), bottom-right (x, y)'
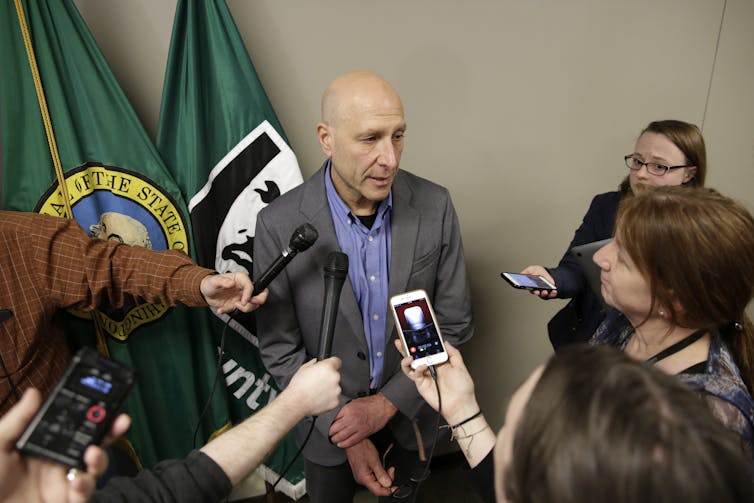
top-left (324, 161), bottom-right (392, 388)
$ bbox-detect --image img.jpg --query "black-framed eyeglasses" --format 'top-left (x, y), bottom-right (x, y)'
top-left (624, 155), bottom-right (693, 177)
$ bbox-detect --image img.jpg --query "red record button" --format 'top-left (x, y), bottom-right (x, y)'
top-left (86, 405), bottom-right (107, 423)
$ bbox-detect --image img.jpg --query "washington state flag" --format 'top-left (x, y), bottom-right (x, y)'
top-left (0, 0), bottom-right (232, 468)
top-left (156, 0), bottom-right (306, 498)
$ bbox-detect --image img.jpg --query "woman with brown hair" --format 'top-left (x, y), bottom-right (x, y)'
top-left (522, 120), bottom-right (707, 349)
top-left (592, 185), bottom-right (754, 458)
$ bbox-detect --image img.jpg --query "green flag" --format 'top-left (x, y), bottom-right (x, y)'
top-left (156, 0), bottom-right (306, 497)
top-left (0, 0), bottom-right (231, 468)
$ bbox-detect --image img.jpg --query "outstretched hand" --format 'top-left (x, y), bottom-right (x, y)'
top-left (0, 388), bottom-right (131, 503)
top-left (200, 271), bottom-right (268, 314)
top-left (395, 339), bottom-right (480, 426)
top-left (284, 357), bottom-right (343, 417)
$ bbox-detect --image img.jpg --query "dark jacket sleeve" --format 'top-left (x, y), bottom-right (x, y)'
top-left (547, 191), bottom-right (620, 298)
top-left (91, 450), bottom-right (232, 503)
top-left (467, 451), bottom-right (495, 503)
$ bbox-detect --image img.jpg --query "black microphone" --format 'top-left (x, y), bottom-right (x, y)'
top-left (317, 252), bottom-right (349, 361)
top-left (252, 223), bottom-right (318, 296)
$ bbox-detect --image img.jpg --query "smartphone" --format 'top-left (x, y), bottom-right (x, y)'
top-left (15, 346), bottom-right (136, 469)
top-left (390, 289), bottom-right (449, 369)
top-left (501, 272), bottom-right (556, 291)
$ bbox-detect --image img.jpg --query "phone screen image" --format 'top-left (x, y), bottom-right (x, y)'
top-left (392, 296), bottom-right (445, 362)
top-left (503, 273), bottom-right (555, 290)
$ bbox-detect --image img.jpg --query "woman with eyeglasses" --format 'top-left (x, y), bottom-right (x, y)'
top-left (521, 120), bottom-right (706, 350)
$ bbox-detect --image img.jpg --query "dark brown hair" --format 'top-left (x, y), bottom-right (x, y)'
top-left (615, 186), bottom-right (754, 393)
top-left (619, 119), bottom-right (707, 194)
top-left (505, 344), bottom-right (753, 503)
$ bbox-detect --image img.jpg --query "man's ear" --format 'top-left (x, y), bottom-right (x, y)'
top-left (317, 122), bottom-right (332, 157)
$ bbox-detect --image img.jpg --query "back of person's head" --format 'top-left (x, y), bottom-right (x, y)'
top-left (504, 344), bottom-right (753, 503)
top-left (615, 186), bottom-right (754, 392)
top-left (619, 119), bottom-right (706, 193)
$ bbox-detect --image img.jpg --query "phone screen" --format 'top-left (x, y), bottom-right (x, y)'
top-left (392, 296), bottom-right (445, 362)
top-left (503, 273), bottom-right (555, 290)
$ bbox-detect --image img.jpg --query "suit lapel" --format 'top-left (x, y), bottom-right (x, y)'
top-left (385, 173), bottom-right (419, 346)
top-left (300, 164), bottom-right (368, 351)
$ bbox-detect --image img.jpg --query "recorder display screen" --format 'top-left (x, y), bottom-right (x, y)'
top-left (79, 375), bottom-right (112, 395)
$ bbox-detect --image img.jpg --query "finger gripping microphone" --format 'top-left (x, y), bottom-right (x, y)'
top-left (252, 223), bottom-right (318, 296)
top-left (317, 251), bottom-right (349, 361)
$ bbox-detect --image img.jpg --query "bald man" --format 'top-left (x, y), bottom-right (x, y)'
top-left (254, 71), bottom-right (474, 501)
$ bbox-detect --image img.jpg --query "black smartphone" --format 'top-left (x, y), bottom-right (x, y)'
top-left (501, 272), bottom-right (556, 291)
top-left (15, 346), bottom-right (136, 469)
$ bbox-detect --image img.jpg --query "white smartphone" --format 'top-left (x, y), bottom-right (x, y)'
top-left (390, 289), bottom-right (449, 369)
top-left (501, 272), bottom-right (556, 291)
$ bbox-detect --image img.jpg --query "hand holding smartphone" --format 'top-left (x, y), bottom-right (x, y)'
top-left (390, 289), bottom-right (448, 369)
top-left (501, 272), bottom-right (556, 291)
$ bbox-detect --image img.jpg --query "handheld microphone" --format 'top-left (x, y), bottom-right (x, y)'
top-left (317, 252), bottom-right (349, 361)
top-left (252, 223), bottom-right (318, 296)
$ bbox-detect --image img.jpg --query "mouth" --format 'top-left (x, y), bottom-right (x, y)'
top-left (367, 175), bottom-right (392, 187)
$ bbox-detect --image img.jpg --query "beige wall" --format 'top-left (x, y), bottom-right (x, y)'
top-left (75, 0), bottom-right (754, 429)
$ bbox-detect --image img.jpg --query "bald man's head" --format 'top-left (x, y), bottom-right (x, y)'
top-left (320, 71), bottom-right (403, 128)
top-left (316, 71), bottom-right (406, 215)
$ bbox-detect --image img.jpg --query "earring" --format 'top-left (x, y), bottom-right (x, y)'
top-left (658, 310), bottom-right (665, 317)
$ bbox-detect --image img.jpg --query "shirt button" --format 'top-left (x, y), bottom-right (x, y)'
top-left (377, 352), bottom-right (383, 358)
top-left (370, 275), bottom-right (376, 282)
top-left (368, 235), bottom-right (374, 242)
top-left (373, 314), bottom-right (379, 321)
top-left (347, 218), bottom-right (352, 225)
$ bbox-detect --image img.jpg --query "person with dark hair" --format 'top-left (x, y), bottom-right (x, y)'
top-left (521, 120), bottom-right (707, 349)
top-left (591, 186), bottom-right (754, 460)
top-left (398, 341), bottom-right (753, 503)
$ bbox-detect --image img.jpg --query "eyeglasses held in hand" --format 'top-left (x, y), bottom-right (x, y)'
top-left (624, 155), bottom-right (693, 176)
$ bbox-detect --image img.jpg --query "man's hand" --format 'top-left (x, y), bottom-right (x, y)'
top-left (329, 393), bottom-right (397, 449)
top-left (282, 357), bottom-right (342, 417)
top-left (199, 272), bottom-right (268, 314)
top-left (345, 439), bottom-right (395, 497)
top-left (0, 388), bottom-right (131, 503)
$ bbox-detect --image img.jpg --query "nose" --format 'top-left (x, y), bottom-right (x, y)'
top-left (377, 139), bottom-right (399, 169)
top-left (593, 244), bottom-right (611, 270)
top-left (633, 162), bottom-right (652, 179)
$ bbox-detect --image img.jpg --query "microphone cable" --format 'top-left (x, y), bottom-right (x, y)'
top-left (191, 308), bottom-right (314, 490)
top-left (406, 364), bottom-right (441, 503)
top-left (192, 311), bottom-right (233, 449)
top-left (271, 412), bottom-right (316, 490)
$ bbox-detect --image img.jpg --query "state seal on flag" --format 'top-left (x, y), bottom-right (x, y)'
top-left (34, 163), bottom-right (190, 340)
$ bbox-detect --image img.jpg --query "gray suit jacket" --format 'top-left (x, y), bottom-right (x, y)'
top-left (254, 163), bottom-right (474, 465)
